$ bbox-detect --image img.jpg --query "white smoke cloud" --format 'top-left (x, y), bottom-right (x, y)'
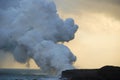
top-left (33, 41), bottom-right (76, 74)
top-left (0, 0), bottom-right (78, 75)
top-left (0, 0), bottom-right (19, 9)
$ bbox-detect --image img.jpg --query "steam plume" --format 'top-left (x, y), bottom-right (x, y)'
top-left (0, 0), bottom-right (78, 75)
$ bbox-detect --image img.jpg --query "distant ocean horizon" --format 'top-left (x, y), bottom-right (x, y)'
top-left (0, 69), bottom-right (58, 80)
top-left (0, 68), bottom-right (42, 74)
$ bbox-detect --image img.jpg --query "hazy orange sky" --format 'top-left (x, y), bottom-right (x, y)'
top-left (0, 0), bottom-right (120, 69)
top-left (54, 0), bottom-right (120, 68)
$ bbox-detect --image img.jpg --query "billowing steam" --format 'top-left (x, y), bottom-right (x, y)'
top-left (0, 0), bottom-right (78, 75)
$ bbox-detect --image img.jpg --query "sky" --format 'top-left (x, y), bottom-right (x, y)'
top-left (0, 0), bottom-right (120, 69)
top-left (54, 0), bottom-right (120, 68)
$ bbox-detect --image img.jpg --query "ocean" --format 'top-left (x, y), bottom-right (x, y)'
top-left (0, 69), bottom-right (60, 80)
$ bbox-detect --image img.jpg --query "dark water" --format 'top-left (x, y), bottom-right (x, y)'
top-left (0, 74), bottom-right (59, 80)
top-left (0, 69), bottom-right (59, 80)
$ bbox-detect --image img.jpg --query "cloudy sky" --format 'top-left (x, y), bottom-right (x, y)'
top-left (54, 0), bottom-right (120, 68)
top-left (0, 0), bottom-right (120, 69)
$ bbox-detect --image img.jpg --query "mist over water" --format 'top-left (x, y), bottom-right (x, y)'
top-left (0, 0), bottom-right (78, 75)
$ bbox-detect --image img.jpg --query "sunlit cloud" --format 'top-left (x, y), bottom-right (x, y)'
top-left (54, 0), bottom-right (120, 20)
top-left (54, 0), bottom-right (120, 68)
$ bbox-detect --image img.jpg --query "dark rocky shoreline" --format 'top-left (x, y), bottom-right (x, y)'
top-left (61, 66), bottom-right (120, 80)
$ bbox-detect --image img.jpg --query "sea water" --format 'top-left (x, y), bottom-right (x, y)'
top-left (0, 69), bottom-right (61, 80)
top-left (0, 75), bottom-right (60, 80)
